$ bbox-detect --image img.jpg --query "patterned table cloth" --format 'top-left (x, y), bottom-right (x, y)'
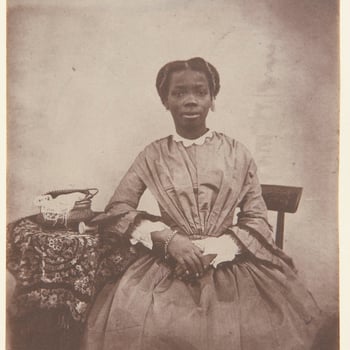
top-left (7, 216), bottom-right (141, 328)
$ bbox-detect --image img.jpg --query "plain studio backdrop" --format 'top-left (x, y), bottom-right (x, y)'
top-left (7, 0), bottom-right (338, 315)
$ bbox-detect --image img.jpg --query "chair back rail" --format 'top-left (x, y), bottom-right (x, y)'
top-left (261, 184), bottom-right (303, 249)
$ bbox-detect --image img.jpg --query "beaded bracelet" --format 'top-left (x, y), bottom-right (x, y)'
top-left (164, 229), bottom-right (178, 259)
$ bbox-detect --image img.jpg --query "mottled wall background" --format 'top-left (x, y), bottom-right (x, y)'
top-left (7, 0), bottom-right (338, 312)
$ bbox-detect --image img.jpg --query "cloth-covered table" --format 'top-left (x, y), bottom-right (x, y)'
top-left (7, 215), bottom-right (142, 350)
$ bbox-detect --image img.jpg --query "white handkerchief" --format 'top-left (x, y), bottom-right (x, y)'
top-left (193, 234), bottom-right (241, 268)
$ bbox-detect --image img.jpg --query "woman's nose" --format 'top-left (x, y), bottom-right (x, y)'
top-left (184, 93), bottom-right (198, 106)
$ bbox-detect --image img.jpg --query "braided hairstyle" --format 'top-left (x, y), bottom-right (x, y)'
top-left (156, 57), bottom-right (220, 105)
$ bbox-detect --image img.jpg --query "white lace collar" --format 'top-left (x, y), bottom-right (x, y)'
top-left (172, 129), bottom-right (213, 147)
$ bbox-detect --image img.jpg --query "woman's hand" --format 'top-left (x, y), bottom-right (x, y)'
top-left (150, 228), bottom-right (206, 276)
top-left (174, 253), bottom-right (217, 280)
top-left (167, 234), bottom-right (205, 276)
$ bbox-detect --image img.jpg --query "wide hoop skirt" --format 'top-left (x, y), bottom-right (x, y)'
top-left (81, 253), bottom-right (322, 350)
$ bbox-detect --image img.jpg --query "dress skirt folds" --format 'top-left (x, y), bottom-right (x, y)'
top-left (81, 132), bottom-right (323, 350)
top-left (82, 254), bottom-right (321, 350)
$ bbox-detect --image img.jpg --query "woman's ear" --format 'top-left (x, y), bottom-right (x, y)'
top-left (164, 101), bottom-right (169, 110)
top-left (210, 99), bottom-right (215, 112)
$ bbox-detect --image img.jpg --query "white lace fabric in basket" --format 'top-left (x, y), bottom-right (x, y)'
top-left (34, 193), bottom-right (86, 226)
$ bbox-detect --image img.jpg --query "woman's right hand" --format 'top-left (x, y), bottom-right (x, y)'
top-left (167, 234), bottom-right (205, 276)
top-left (174, 253), bottom-right (217, 280)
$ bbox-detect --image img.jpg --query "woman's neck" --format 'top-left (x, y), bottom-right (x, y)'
top-left (175, 126), bottom-right (209, 140)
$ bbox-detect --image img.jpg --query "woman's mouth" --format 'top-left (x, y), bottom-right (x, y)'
top-left (182, 113), bottom-right (201, 119)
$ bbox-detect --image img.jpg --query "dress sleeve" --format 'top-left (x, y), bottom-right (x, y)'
top-left (91, 156), bottom-right (162, 237)
top-left (228, 158), bottom-right (295, 270)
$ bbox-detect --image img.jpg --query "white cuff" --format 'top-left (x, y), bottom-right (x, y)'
top-left (192, 234), bottom-right (241, 268)
top-left (130, 220), bottom-right (168, 250)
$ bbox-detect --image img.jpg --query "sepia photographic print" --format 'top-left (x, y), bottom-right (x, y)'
top-left (5, 1), bottom-right (341, 349)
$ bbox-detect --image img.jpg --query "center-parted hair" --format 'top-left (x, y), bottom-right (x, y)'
top-left (156, 57), bottom-right (220, 105)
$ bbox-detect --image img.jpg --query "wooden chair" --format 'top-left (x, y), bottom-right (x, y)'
top-left (261, 184), bottom-right (303, 249)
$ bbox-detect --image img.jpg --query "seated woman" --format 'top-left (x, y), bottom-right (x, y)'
top-left (81, 57), bottom-right (323, 350)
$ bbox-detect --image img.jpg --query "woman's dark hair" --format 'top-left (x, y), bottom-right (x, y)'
top-left (156, 57), bottom-right (220, 105)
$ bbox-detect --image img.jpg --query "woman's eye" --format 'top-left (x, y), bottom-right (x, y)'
top-left (197, 90), bottom-right (208, 96)
top-left (173, 91), bottom-right (184, 98)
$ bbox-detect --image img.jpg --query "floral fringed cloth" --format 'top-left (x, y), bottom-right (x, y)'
top-left (7, 216), bottom-right (143, 350)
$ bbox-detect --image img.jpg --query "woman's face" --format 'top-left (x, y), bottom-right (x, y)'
top-left (164, 69), bottom-right (213, 136)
